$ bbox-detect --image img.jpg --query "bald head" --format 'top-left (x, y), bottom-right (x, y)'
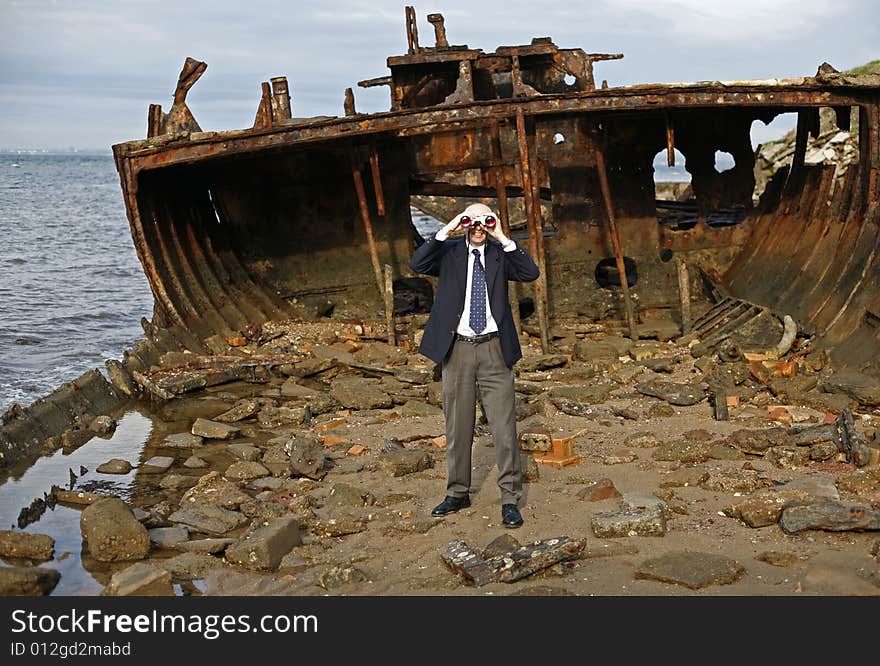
top-left (463, 203), bottom-right (493, 217)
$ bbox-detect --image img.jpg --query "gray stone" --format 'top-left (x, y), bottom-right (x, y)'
top-left (162, 552), bottom-right (225, 578)
top-left (708, 443), bottom-right (745, 460)
top-left (0, 530), bottom-right (54, 561)
top-left (163, 432), bottom-right (204, 449)
top-left (0, 566), bottom-right (60, 595)
top-left (192, 418), bottom-right (240, 440)
top-left (519, 427), bottom-right (552, 452)
top-left (183, 455), bottom-right (208, 469)
top-left (280, 378), bottom-right (318, 398)
top-left (701, 468), bottom-right (773, 494)
top-left (522, 454), bottom-right (540, 482)
top-left (636, 380), bottom-right (706, 406)
top-left (286, 435), bottom-right (327, 480)
top-left (820, 371), bottom-right (880, 406)
top-left (727, 428), bottom-right (788, 454)
top-left (548, 384), bottom-right (615, 404)
top-left (482, 534), bottom-right (522, 559)
top-left (309, 515), bottom-right (368, 537)
top-left (810, 440), bottom-right (839, 461)
top-left (780, 502), bottom-right (880, 534)
top-left (603, 449), bottom-right (638, 465)
top-left (225, 516), bottom-right (302, 571)
top-left (518, 354), bottom-right (569, 372)
top-left (625, 432), bottom-right (660, 448)
top-left (591, 507), bottom-right (666, 537)
top-left (102, 562), bottom-right (173, 596)
top-left (318, 565), bottom-right (368, 589)
top-left (777, 476), bottom-right (840, 501)
top-left (723, 489), bottom-right (814, 528)
top-left (660, 467), bottom-right (709, 488)
top-left (398, 400), bottom-right (442, 417)
top-left (141, 456), bottom-right (174, 473)
top-left (652, 440), bottom-right (712, 463)
top-left (619, 494), bottom-right (666, 514)
top-left (225, 461), bottom-right (270, 481)
top-left (648, 403), bottom-right (675, 418)
top-left (258, 406), bottom-right (306, 428)
top-left (374, 493), bottom-right (416, 508)
top-left (329, 377), bottom-right (392, 411)
top-left (169, 505), bottom-right (248, 535)
top-left (767, 445), bottom-right (812, 469)
top-left (180, 471), bottom-right (251, 509)
top-left (635, 551), bottom-right (745, 589)
top-left (178, 538), bottom-right (235, 555)
top-left (573, 340), bottom-right (624, 363)
top-left (214, 399), bottom-right (260, 423)
top-left (378, 449), bottom-right (433, 477)
top-left (81, 498), bottom-right (150, 562)
top-left (148, 526), bottom-right (189, 549)
top-left (327, 483), bottom-right (374, 508)
top-left (227, 443), bottom-right (262, 462)
top-left (96, 458), bottom-right (132, 474)
top-left (306, 393), bottom-right (343, 416)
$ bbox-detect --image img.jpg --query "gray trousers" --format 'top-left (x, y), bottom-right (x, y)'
top-left (441, 336), bottom-right (522, 505)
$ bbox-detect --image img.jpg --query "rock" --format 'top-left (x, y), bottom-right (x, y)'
top-left (636, 381), bottom-right (706, 406)
top-left (214, 399), bottom-right (260, 423)
top-left (178, 538), bottom-right (235, 555)
top-left (374, 493), bottom-right (416, 508)
top-left (723, 489), bottom-right (814, 528)
top-left (280, 378), bottom-right (318, 398)
top-left (318, 565), bottom-right (368, 589)
top-left (518, 354), bottom-right (569, 372)
top-left (769, 375), bottom-right (820, 398)
top-left (820, 371), bottom-right (880, 406)
top-left (162, 552), bottom-right (225, 578)
top-left (224, 461), bottom-right (270, 481)
top-left (482, 534), bottom-right (522, 559)
top-left (652, 440), bottom-right (712, 463)
top-left (286, 435), bottom-right (327, 480)
top-left (776, 476), bottom-right (840, 501)
top-left (619, 494), bottom-right (666, 514)
top-left (225, 516), bottom-right (302, 571)
top-left (519, 427), bottom-right (552, 452)
top-left (378, 449), bottom-right (433, 477)
top-left (426, 381), bottom-right (444, 405)
top-left (62, 427), bottom-right (94, 449)
top-left (837, 471), bottom-right (879, 496)
top-left (641, 358), bottom-right (676, 373)
top-left (700, 468), bottom-right (773, 494)
top-left (227, 443), bottom-right (262, 462)
top-left (398, 400), bottom-right (442, 417)
top-left (80, 498), bottom-right (150, 562)
top-left (522, 454), bottom-right (540, 482)
top-left (191, 418), bottom-right (240, 440)
top-left (386, 518), bottom-right (442, 534)
top-left (258, 405), bottom-right (307, 428)
top-left (159, 473), bottom-right (197, 490)
top-left (573, 340), bottom-right (624, 363)
top-left (660, 467), bottom-right (709, 488)
top-left (625, 432), bottom-right (660, 448)
top-left (755, 551), bottom-right (800, 567)
top-left (581, 539), bottom-right (640, 559)
top-left (0, 566), bottom-right (60, 595)
top-left (306, 393), bottom-right (343, 416)
top-left (310, 515), bottom-right (368, 537)
top-left (327, 483), bottom-right (374, 508)
top-left (509, 585), bottom-right (576, 596)
top-left (0, 530), bottom-right (54, 561)
top-left (148, 526), bottom-right (189, 549)
top-left (89, 415), bottom-right (117, 436)
top-left (329, 377), bottom-right (392, 410)
top-left (183, 455), bottom-right (208, 469)
top-left (96, 458), bottom-right (132, 474)
top-left (635, 551), bottom-right (745, 589)
top-left (168, 505), bottom-right (248, 535)
top-left (141, 456), bottom-right (174, 473)
top-left (810, 441), bottom-right (839, 461)
top-left (548, 384), bottom-right (614, 404)
top-left (780, 503), bottom-right (880, 534)
top-left (180, 471), bottom-right (250, 509)
top-left (708, 443), bottom-right (744, 460)
top-left (576, 478), bottom-right (621, 501)
top-left (591, 507), bottom-right (666, 537)
top-left (103, 562), bottom-right (173, 596)
top-left (603, 449), bottom-right (638, 465)
top-left (648, 403), bottom-right (675, 418)
top-left (766, 445), bottom-right (811, 469)
top-left (163, 432), bottom-right (204, 449)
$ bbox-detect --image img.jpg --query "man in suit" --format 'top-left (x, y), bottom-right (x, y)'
top-left (410, 203), bottom-right (540, 528)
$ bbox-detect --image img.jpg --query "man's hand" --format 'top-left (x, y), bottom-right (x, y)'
top-left (485, 216), bottom-right (510, 245)
top-left (442, 214), bottom-right (465, 236)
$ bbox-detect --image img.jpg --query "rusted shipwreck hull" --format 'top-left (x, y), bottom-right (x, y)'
top-left (3, 10), bottom-right (880, 466)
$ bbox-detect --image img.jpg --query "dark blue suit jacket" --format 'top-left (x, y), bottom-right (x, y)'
top-left (409, 236), bottom-right (540, 368)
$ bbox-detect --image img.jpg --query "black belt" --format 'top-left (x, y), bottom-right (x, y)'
top-left (455, 331), bottom-right (499, 344)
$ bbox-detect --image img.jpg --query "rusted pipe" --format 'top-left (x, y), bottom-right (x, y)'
top-left (665, 113), bottom-right (675, 167)
top-left (369, 142), bottom-right (386, 216)
top-left (349, 151), bottom-right (385, 305)
top-left (490, 121), bottom-right (522, 338)
top-left (270, 77), bottom-right (292, 120)
top-left (515, 108), bottom-right (550, 352)
top-left (384, 264), bottom-right (395, 346)
top-left (676, 258), bottom-right (691, 334)
top-left (594, 135), bottom-right (638, 340)
top-left (427, 13), bottom-right (448, 47)
top-left (344, 88), bottom-right (356, 116)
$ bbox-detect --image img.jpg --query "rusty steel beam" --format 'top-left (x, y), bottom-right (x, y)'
top-left (594, 134), bottom-right (638, 340)
top-left (491, 120), bottom-right (522, 338)
top-left (515, 108), bottom-right (550, 352)
top-left (350, 150), bottom-right (387, 307)
top-left (369, 141), bottom-right (386, 216)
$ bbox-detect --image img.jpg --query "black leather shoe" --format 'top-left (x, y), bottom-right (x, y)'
top-left (502, 503), bottom-right (523, 528)
top-left (431, 495), bottom-right (471, 516)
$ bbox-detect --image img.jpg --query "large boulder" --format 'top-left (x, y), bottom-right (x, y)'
top-left (225, 517), bottom-right (302, 571)
top-left (80, 498), bottom-right (149, 562)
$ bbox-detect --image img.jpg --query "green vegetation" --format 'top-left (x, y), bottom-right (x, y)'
top-left (847, 60), bottom-right (880, 75)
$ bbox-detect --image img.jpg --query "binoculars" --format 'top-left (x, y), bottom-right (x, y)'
top-left (459, 214), bottom-right (497, 229)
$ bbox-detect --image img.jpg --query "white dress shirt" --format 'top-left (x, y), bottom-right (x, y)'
top-left (434, 229), bottom-right (518, 336)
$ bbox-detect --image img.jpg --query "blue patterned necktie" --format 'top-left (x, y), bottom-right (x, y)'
top-left (469, 248), bottom-right (486, 334)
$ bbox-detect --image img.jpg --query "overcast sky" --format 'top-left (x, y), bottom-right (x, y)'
top-left (1, 0), bottom-right (877, 151)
